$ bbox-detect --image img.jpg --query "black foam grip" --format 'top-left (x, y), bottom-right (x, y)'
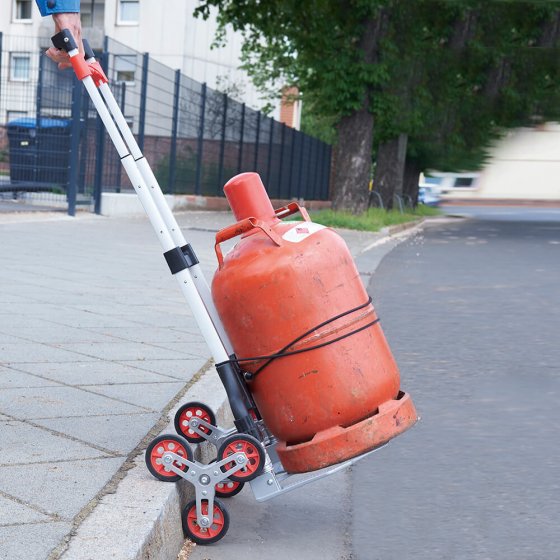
top-left (51, 29), bottom-right (78, 52)
top-left (82, 39), bottom-right (95, 60)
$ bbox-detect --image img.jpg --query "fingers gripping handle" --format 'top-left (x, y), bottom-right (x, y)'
top-left (51, 30), bottom-right (107, 84)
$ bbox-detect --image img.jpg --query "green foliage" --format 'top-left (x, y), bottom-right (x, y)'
top-left (195, 0), bottom-right (560, 192)
top-left (154, 147), bottom-right (236, 196)
top-left (195, 0), bottom-right (389, 122)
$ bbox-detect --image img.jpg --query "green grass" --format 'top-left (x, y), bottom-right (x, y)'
top-left (305, 205), bottom-right (441, 232)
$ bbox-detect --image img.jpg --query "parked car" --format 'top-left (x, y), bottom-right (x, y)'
top-left (420, 172), bottom-right (479, 195)
top-left (418, 185), bottom-right (441, 207)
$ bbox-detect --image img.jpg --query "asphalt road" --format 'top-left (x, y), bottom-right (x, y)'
top-left (352, 213), bottom-right (560, 560)
top-left (188, 211), bottom-right (559, 560)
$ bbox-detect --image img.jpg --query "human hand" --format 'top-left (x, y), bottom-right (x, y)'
top-left (45, 12), bottom-right (83, 70)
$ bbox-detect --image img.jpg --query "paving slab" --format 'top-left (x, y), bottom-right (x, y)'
top-left (0, 420), bottom-right (110, 465)
top-left (52, 341), bottom-right (197, 362)
top-left (0, 386), bottom-right (150, 419)
top-left (0, 495), bottom-right (51, 525)
top-left (0, 366), bottom-right (60, 388)
top-left (83, 381), bottom-right (187, 410)
top-left (0, 458), bottom-right (125, 519)
top-left (0, 522), bottom-right (72, 560)
top-left (84, 327), bottom-right (205, 344)
top-left (1, 343), bottom-right (101, 364)
top-left (3, 326), bottom-right (119, 345)
top-left (118, 358), bottom-right (208, 379)
top-left (34, 412), bottom-right (160, 455)
top-left (13, 360), bottom-right (181, 385)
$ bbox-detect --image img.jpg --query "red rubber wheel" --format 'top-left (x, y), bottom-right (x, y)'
top-left (215, 478), bottom-right (244, 498)
top-left (182, 499), bottom-right (229, 545)
top-left (209, 459), bottom-right (245, 498)
top-left (217, 433), bottom-right (265, 482)
top-left (174, 401), bottom-right (216, 443)
top-left (145, 434), bottom-right (193, 482)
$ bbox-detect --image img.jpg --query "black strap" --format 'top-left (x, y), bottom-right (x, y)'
top-left (217, 297), bottom-right (379, 380)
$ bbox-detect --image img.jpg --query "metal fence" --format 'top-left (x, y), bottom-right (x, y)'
top-left (0, 32), bottom-right (332, 215)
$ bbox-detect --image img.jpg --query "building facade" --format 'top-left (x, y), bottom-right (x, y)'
top-left (0, 0), bottom-right (279, 122)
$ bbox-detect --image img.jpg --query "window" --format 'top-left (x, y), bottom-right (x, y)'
top-left (424, 177), bottom-right (442, 186)
top-left (118, 0), bottom-right (139, 24)
top-left (454, 177), bottom-right (476, 188)
top-left (114, 55), bottom-right (137, 84)
top-left (7, 110), bottom-right (28, 122)
top-left (10, 53), bottom-right (31, 81)
top-left (14, 0), bottom-right (32, 21)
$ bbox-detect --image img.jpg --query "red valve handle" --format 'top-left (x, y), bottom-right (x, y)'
top-left (274, 201), bottom-right (311, 222)
top-left (215, 217), bottom-right (283, 269)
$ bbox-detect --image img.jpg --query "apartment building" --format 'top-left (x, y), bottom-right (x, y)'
top-left (0, 0), bottom-right (281, 122)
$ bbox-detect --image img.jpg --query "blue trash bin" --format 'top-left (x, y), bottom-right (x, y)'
top-left (7, 117), bottom-right (71, 185)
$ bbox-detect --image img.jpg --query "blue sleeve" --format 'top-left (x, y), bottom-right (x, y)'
top-left (35, 0), bottom-right (80, 16)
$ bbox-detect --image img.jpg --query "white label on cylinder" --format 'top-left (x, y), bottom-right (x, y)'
top-left (282, 221), bottom-right (326, 243)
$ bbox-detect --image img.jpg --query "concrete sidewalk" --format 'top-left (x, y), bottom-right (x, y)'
top-left (0, 210), bottom-right (420, 560)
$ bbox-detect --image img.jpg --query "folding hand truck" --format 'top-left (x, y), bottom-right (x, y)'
top-left (53, 30), bottom-right (388, 545)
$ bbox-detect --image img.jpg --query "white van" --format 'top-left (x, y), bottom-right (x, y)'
top-left (419, 172), bottom-right (480, 196)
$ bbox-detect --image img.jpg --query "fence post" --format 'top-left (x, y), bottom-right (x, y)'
top-left (33, 52), bottom-right (46, 183)
top-left (266, 118), bottom-right (274, 188)
top-left (288, 127), bottom-right (296, 198)
top-left (325, 145), bottom-right (332, 199)
top-left (36, 51), bottom-right (45, 123)
top-left (78, 89), bottom-right (90, 195)
top-left (217, 93), bottom-right (228, 190)
top-left (312, 138), bottom-right (320, 200)
top-left (237, 103), bottom-right (246, 174)
top-left (168, 69), bottom-right (181, 194)
top-left (67, 77), bottom-right (82, 216)
top-left (296, 132), bottom-right (306, 199)
top-left (278, 123), bottom-right (286, 197)
top-left (93, 42), bottom-right (108, 214)
top-left (138, 52), bottom-right (149, 151)
top-left (195, 82), bottom-right (207, 195)
top-left (304, 135), bottom-right (313, 199)
top-left (317, 142), bottom-right (326, 201)
top-left (115, 82), bottom-right (126, 192)
top-left (253, 111), bottom-right (260, 171)
top-left (0, 32), bottom-right (3, 108)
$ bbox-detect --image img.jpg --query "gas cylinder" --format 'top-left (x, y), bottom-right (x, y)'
top-left (212, 173), bottom-right (417, 473)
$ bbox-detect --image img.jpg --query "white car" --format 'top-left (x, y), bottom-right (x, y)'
top-left (418, 185), bottom-right (441, 207)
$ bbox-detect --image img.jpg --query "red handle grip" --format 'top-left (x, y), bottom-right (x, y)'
top-left (274, 201), bottom-right (311, 222)
top-left (215, 217), bottom-right (283, 268)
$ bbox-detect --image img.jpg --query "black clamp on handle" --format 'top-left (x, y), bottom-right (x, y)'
top-left (51, 29), bottom-right (78, 52)
top-left (82, 39), bottom-right (95, 61)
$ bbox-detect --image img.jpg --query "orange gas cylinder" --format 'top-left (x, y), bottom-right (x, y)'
top-left (212, 173), bottom-right (417, 473)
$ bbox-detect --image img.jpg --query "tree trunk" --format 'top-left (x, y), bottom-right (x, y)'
top-left (373, 133), bottom-right (408, 210)
top-left (330, 11), bottom-right (389, 214)
top-left (331, 107), bottom-right (374, 213)
top-left (538, 9), bottom-right (560, 47)
top-left (402, 157), bottom-right (421, 207)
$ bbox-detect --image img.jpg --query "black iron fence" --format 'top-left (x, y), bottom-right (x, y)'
top-left (0, 32), bottom-right (332, 215)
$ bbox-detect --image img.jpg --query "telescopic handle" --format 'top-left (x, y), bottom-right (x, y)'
top-left (51, 29), bottom-right (78, 52)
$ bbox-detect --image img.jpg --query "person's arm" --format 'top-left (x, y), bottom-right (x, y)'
top-left (35, 1), bottom-right (82, 70)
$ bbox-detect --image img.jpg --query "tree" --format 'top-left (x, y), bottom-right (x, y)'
top-left (399, 3), bottom-right (560, 206)
top-left (195, 0), bottom-right (392, 213)
top-left (195, 1), bottom-right (560, 212)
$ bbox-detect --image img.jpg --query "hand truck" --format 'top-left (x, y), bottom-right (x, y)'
top-left (52, 30), bottom-right (390, 545)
